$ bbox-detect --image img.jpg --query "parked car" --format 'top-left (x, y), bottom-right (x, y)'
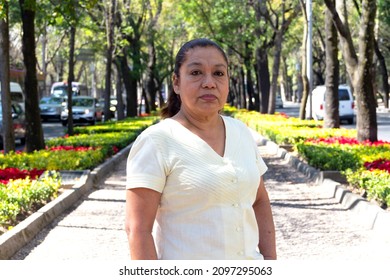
top-left (51, 81), bottom-right (88, 97)
top-left (0, 102), bottom-right (26, 148)
top-left (0, 82), bottom-right (25, 110)
top-left (275, 95), bottom-right (283, 109)
top-left (307, 84), bottom-right (355, 124)
top-left (39, 95), bottom-right (67, 121)
top-left (99, 96), bottom-right (117, 118)
top-left (60, 96), bottom-right (103, 126)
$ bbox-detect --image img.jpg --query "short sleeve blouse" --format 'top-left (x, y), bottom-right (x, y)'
top-left (126, 115), bottom-right (267, 260)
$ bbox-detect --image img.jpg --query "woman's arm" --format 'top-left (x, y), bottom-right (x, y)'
top-left (253, 177), bottom-right (277, 260)
top-left (125, 188), bottom-right (162, 259)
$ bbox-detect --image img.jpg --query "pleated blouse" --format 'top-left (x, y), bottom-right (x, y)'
top-left (126, 115), bottom-right (268, 260)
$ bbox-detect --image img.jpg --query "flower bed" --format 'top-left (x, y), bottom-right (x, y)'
top-left (0, 169), bottom-right (61, 234)
top-left (230, 107), bottom-right (390, 209)
top-left (0, 116), bottom-right (158, 235)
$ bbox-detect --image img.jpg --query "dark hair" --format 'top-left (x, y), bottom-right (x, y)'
top-left (160, 38), bottom-right (228, 119)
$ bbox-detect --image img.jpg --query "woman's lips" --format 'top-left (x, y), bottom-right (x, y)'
top-left (200, 94), bottom-right (217, 101)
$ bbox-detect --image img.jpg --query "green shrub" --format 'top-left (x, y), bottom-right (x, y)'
top-left (0, 171), bottom-right (61, 228)
top-left (344, 168), bottom-right (390, 207)
top-left (0, 149), bottom-right (106, 170)
top-left (296, 143), bottom-right (361, 171)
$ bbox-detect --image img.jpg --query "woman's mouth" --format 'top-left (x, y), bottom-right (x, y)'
top-left (200, 94), bottom-right (217, 101)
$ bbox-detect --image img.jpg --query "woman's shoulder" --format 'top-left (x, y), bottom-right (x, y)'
top-left (137, 118), bottom-right (175, 139)
top-left (221, 115), bottom-right (248, 130)
top-left (222, 115), bottom-right (261, 144)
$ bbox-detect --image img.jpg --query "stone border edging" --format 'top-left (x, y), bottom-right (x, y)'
top-left (0, 143), bottom-right (133, 260)
top-left (255, 133), bottom-right (390, 233)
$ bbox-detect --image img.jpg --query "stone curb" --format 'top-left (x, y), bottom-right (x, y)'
top-left (0, 143), bottom-right (133, 260)
top-left (256, 134), bottom-right (390, 233)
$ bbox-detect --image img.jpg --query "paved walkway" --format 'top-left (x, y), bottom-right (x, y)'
top-left (10, 142), bottom-right (390, 261)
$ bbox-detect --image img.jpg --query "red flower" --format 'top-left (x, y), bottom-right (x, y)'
top-left (0, 167), bottom-right (45, 185)
top-left (306, 136), bottom-right (390, 147)
top-left (364, 159), bottom-right (390, 173)
top-left (48, 146), bottom-right (95, 152)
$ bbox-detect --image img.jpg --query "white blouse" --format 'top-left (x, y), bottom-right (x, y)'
top-left (126, 115), bottom-right (268, 260)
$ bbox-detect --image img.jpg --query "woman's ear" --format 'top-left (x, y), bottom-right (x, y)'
top-left (172, 74), bottom-right (180, 94)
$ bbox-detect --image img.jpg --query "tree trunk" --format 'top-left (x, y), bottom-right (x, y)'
top-left (355, 0), bottom-right (377, 141)
top-left (114, 60), bottom-right (125, 120)
top-left (324, 0), bottom-right (340, 129)
top-left (145, 40), bottom-right (157, 113)
top-left (246, 67), bottom-right (255, 111)
top-left (374, 39), bottom-right (389, 109)
top-left (299, 0), bottom-right (310, 120)
top-left (19, 0), bottom-right (45, 152)
top-left (324, 0), bottom-right (377, 142)
top-left (244, 43), bottom-right (255, 111)
top-left (117, 51), bottom-right (137, 117)
top-left (66, 25), bottom-right (76, 135)
top-left (240, 67), bottom-right (247, 109)
top-left (103, 0), bottom-right (116, 121)
top-left (268, 2), bottom-right (298, 114)
top-left (0, 3), bottom-right (15, 153)
top-left (281, 56), bottom-right (291, 102)
top-left (256, 48), bottom-right (270, 114)
top-left (268, 30), bottom-right (283, 114)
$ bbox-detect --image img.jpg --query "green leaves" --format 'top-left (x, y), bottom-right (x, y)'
top-left (0, 171), bottom-right (61, 230)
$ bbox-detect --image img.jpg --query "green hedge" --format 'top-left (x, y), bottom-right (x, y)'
top-left (0, 171), bottom-right (61, 229)
top-left (295, 143), bottom-right (361, 171)
top-left (0, 149), bottom-right (106, 171)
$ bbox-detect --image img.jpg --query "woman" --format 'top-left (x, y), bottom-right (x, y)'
top-left (125, 38), bottom-right (276, 260)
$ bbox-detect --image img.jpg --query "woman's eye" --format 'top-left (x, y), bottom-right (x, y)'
top-left (215, 71), bottom-right (225, 76)
top-left (191, 70), bottom-right (201, 75)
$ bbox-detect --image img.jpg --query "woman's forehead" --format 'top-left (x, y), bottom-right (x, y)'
top-left (183, 46), bottom-right (227, 66)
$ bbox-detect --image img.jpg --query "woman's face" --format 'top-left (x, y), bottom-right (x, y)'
top-left (173, 46), bottom-right (229, 117)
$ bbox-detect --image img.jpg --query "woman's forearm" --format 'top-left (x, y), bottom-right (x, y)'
top-left (253, 178), bottom-right (277, 260)
top-left (255, 199), bottom-right (277, 260)
top-left (128, 231), bottom-right (158, 260)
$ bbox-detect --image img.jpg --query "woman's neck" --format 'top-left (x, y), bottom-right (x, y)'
top-left (173, 110), bottom-right (221, 132)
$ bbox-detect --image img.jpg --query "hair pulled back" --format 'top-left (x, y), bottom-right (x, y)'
top-left (160, 38), bottom-right (228, 119)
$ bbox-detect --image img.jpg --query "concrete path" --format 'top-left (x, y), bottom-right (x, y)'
top-left (9, 142), bottom-right (390, 261)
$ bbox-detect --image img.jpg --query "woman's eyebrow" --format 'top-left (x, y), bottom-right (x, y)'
top-left (187, 62), bottom-right (227, 69)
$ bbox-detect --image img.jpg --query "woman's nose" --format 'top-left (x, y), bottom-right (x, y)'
top-left (201, 74), bottom-right (216, 88)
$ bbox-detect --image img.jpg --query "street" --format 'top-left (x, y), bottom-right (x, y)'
top-left (43, 120), bottom-right (67, 139)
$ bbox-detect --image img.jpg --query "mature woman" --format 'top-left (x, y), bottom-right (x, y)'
top-left (125, 38), bottom-right (276, 260)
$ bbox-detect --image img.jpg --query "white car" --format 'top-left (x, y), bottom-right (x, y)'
top-left (307, 84), bottom-right (355, 124)
top-left (39, 96), bottom-right (67, 121)
top-left (61, 96), bottom-right (103, 126)
top-left (0, 102), bottom-right (26, 147)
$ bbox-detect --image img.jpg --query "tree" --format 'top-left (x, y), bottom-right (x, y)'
top-left (324, 0), bottom-right (377, 142)
top-left (144, 0), bottom-right (162, 114)
top-left (298, 0), bottom-right (310, 120)
top-left (0, 0), bottom-right (15, 153)
top-left (49, 0), bottom-right (99, 134)
top-left (19, 0), bottom-right (45, 152)
top-left (266, 1), bottom-right (300, 114)
top-left (103, 0), bottom-right (117, 121)
top-left (372, 0), bottom-right (389, 109)
top-left (324, 0), bottom-right (339, 129)
top-left (115, 0), bottom-right (147, 117)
